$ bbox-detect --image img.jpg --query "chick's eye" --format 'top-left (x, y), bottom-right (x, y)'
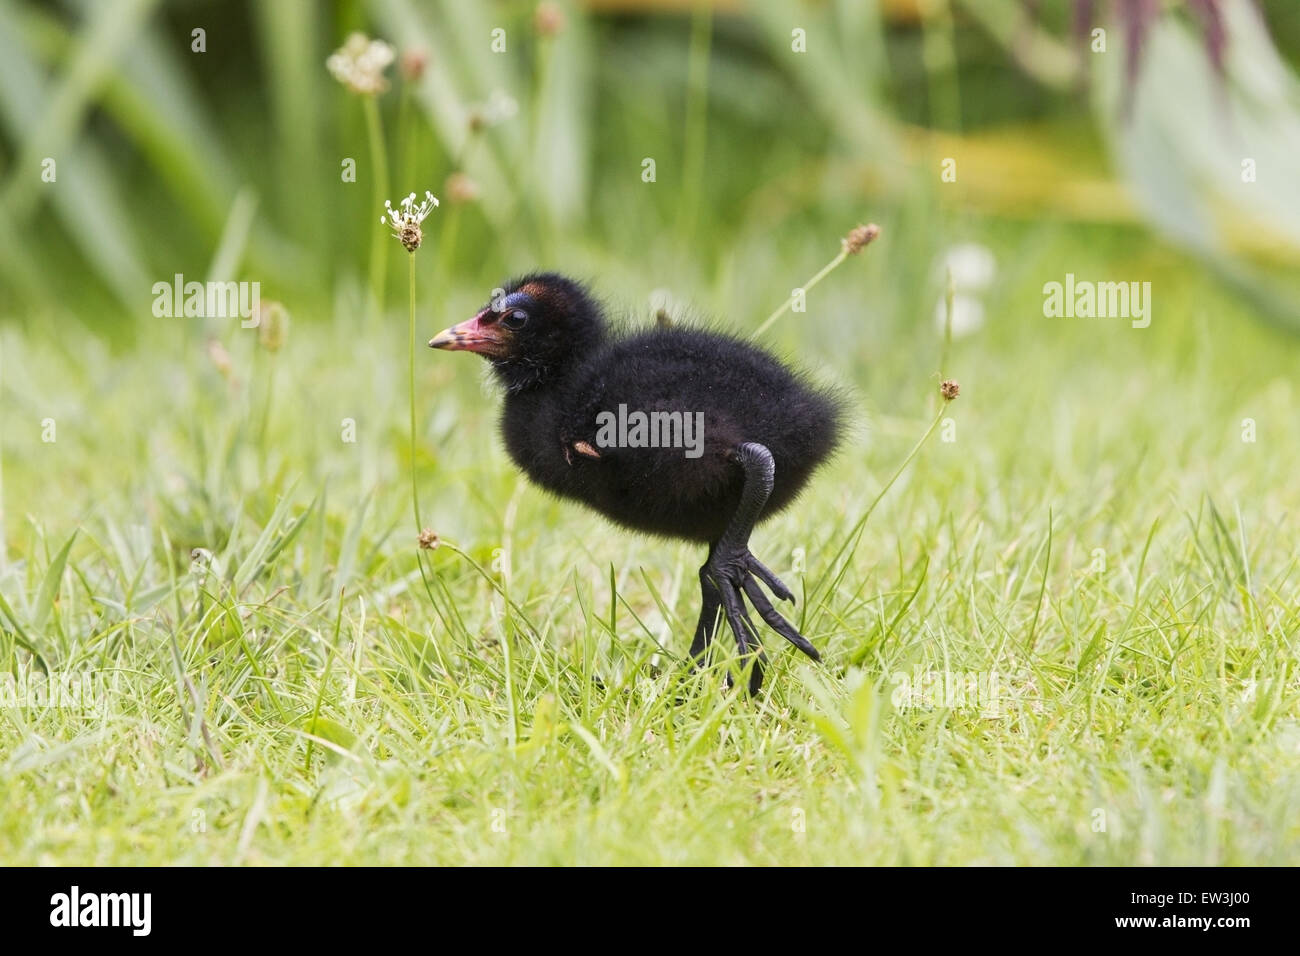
top-left (503, 310), bottom-right (529, 330)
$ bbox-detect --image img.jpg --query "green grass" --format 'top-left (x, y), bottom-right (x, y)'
top-left (1, 218), bottom-right (1297, 865)
top-left (3, 0), bottom-right (1300, 867)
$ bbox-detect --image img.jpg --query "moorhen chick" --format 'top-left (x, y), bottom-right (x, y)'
top-left (429, 273), bottom-right (845, 693)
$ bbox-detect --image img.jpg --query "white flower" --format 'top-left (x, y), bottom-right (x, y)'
top-left (934, 294), bottom-right (985, 338)
top-left (933, 243), bottom-right (996, 339)
top-left (467, 90), bottom-right (519, 131)
top-left (381, 191), bottom-right (440, 252)
top-left (327, 33), bottom-right (395, 96)
top-left (941, 243), bottom-right (997, 293)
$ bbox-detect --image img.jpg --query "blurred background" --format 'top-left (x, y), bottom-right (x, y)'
top-left (2, 0), bottom-right (1300, 551)
top-left (3, 0), bottom-right (1299, 331)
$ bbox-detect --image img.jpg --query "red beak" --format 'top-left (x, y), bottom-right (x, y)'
top-left (428, 307), bottom-right (508, 357)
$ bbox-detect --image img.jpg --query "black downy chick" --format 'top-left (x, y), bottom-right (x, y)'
top-left (430, 273), bottom-right (845, 693)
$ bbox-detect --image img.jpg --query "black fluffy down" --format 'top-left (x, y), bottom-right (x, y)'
top-left (490, 275), bottom-right (846, 543)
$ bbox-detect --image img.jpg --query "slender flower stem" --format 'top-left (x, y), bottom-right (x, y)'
top-left (454, 126), bottom-right (482, 172)
top-left (919, 0), bottom-right (962, 132)
top-left (809, 403), bottom-right (948, 621)
top-left (750, 248), bottom-right (848, 340)
top-left (435, 204), bottom-right (462, 284)
top-left (257, 354), bottom-right (276, 450)
top-left (396, 83), bottom-right (414, 203)
top-left (437, 130), bottom-right (479, 282)
top-left (408, 252), bottom-right (422, 531)
top-left (940, 266), bottom-right (955, 382)
top-left (846, 405), bottom-right (949, 561)
top-left (677, 2), bottom-right (713, 245)
top-left (864, 405), bottom-right (948, 522)
top-left (529, 39), bottom-right (556, 256)
top-left (408, 253), bottom-right (438, 602)
top-left (364, 96), bottom-right (390, 322)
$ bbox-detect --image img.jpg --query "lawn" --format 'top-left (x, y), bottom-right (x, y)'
top-left (1, 0), bottom-right (1298, 866)
top-left (3, 216), bottom-right (1297, 864)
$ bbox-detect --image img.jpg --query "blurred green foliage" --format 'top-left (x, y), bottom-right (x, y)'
top-left (0, 0), bottom-right (1293, 339)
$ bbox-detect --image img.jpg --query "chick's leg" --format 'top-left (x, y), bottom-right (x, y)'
top-left (689, 563), bottom-right (723, 662)
top-left (700, 442), bottom-right (821, 695)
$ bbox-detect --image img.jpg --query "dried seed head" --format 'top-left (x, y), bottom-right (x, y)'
top-left (534, 2), bottom-right (565, 37)
top-left (206, 338), bottom-right (233, 380)
top-left (327, 33), bottom-right (395, 96)
top-left (418, 528), bottom-right (439, 550)
top-left (843, 223), bottom-right (881, 255)
top-left (381, 190), bottom-right (440, 253)
top-left (940, 379), bottom-right (960, 402)
top-left (400, 47), bottom-right (429, 82)
top-left (445, 172), bottom-right (480, 204)
top-left (256, 301), bottom-right (290, 352)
